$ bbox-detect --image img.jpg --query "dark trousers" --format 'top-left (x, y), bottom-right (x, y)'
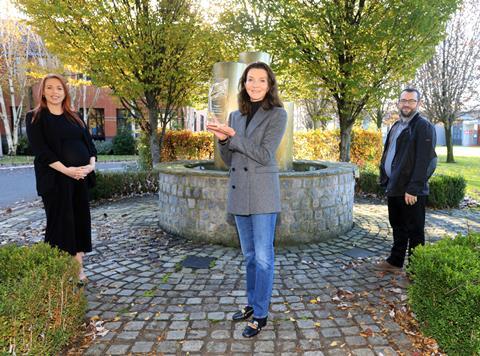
top-left (386, 195), bottom-right (427, 268)
top-left (42, 175), bottom-right (92, 256)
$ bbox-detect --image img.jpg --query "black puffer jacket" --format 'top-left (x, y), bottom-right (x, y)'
top-left (379, 113), bottom-right (437, 197)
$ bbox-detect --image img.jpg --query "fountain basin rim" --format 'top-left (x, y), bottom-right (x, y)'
top-left (156, 160), bottom-right (358, 178)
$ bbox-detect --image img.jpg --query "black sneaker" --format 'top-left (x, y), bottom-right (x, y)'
top-left (232, 306), bottom-right (254, 321)
top-left (242, 317), bottom-right (267, 338)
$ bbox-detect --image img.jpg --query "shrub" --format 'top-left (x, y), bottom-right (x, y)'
top-left (408, 233), bottom-right (480, 355)
top-left (350, 129), bottom-right (383, 167)
top-left (0, 243), bottom-right (86, 355)
top-left (292, 128), bottom-right (382, 167)
top-left (112, 129), bottom-right (136, 155)
top-left (356, 170), bottom-right (466, 208)
top-left (293, 129), bottom-right (339, 161)
top-left (161, 130), bottom-right (213, 161)
top-left (428, 174), bottom-right (466, 209)
top-left (93, 139), bottom-right (113, 155)
top-left (155, 128), bottom-right (382, 166)
top-left (90, 170), bottom-right (159, 200)
top-left (356, 166), bottom-right (385, 197)
top-left (15, 136), bottom-right (32, 156)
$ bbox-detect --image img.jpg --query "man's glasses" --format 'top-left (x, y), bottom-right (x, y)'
top-left (399, 99), bottom-right (417, 105)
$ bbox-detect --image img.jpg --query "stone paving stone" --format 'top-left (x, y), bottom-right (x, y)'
top-left (106, 344), bottom-right (130, 355)
top-left (206, 341), bottom-right (227, 353)
top-left (321, 328), bottom-right (342, 338)
top-left (182, 340), bottom-right (204, 352)
top-left (346, 335), bottom-right (368, 346)
top-left (211, 329), bottom-right (231, 339)
top-left (166, 330), bottom-right (186, 340)
top-left (254, 340), bottom-right (275, 353)
top-left (231, 344), bottom-right (255, 355)
top-left (156, 340), bottom-right (179, 353)
top-left (352, 349), bottom-right (376, 356)
top-left (4, 196), bottom-right (478, 355)
top-left (123, 320), bottom-right (145, 331)
top-left (169, 320), bottom-right (189, 329)
top-left (131, 341), bottom-right (154, 353)
top-left (301, 328), bottom-right (321, 339)
top-left (83, 343), bottom-right (107, 355)
top-left (373, 346), bottom-right (398, 355)
top-left (207, 311), bottom-right (225, 320)
top-left (117, 331), bottom-right (139, 340)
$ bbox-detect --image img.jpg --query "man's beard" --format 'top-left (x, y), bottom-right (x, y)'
top-left (400, 108), bottom-right (415, 118)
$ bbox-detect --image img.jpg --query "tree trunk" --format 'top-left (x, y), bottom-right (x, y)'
top-left (0, 89), bottom-right (14, 155)
top-left (339, 112), bottom-right (354, 162)
top-left (444, 122), bottom-right (455, 163)
top-left (147, 105), bottom-right (160, 166)
top-left (375, 108), bottom-right (383, 129)
top-left (159, 123), bottom-right (168, 163)
top-left (144, 89), bottom-right (164, 166)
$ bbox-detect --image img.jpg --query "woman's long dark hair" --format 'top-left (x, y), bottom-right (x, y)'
top-left (238, 62), bottom-right (283, 115)
top-left (32, 73), bottom-right (85, 127)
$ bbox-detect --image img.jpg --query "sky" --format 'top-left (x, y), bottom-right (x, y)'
top-left (0, 0), bottom-right (25, 20)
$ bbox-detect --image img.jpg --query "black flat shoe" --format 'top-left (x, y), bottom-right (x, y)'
top-left (242, 317), bottom-right (267, 338)
top-left (232, 306), bottom-right (254, 321)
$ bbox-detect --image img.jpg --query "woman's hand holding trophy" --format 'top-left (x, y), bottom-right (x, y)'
top-left (206, 79), bottom-right (236, 141)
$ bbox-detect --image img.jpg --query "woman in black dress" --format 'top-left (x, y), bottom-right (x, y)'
top-left (26, 73), bottom-right (97, 283)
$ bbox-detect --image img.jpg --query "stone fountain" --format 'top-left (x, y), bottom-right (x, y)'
top-left (157, 52), bottom-right (356, 246)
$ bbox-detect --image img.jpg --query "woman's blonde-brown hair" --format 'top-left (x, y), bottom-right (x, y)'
top-left (32, 73), bottom-right (85, 127)
top-left (238, 62), bottom-right (283, 115)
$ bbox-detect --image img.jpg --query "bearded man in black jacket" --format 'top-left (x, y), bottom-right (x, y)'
top-left (374, 88), bottom-right (437, 272)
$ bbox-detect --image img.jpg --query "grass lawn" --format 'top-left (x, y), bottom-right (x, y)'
top-left (0, 155), bottom-right (138, 166)
top-left (435, 146), bottom-right (480, 201)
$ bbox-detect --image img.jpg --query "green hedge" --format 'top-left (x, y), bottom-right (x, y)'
top-left (408, 233), bottom-right (480, 355)
top-left (91, 170), bottom-right (159, 200)
top-left (428, 174), bottom-right (466, 209)
top-left (356, 169), bottom-right (466, 209)
top-left (0, 243), bottom-right (86, 355)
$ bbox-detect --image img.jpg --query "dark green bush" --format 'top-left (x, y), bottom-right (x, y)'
top-left (112, 128), bottom-right (136, 155)
top-left (0, 243), bottom-right (86, 355)
top-left (15, 136), bottom-right (32, 156)
top-left (428, 174), bottom-right (466, 209)
top-left (408, 233), bottom-right (480, 355)
top-left (90, 170), bottom-right (159, 200)
top-left (356, 170), bottom-right (466, 208)
top-left (93, 139), bottom-right (113, 155)
top-left (356, 166), bottom-right (385, 196)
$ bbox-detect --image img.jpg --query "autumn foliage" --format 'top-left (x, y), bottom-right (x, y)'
top-left (160, 129), bottom-right (383, 167)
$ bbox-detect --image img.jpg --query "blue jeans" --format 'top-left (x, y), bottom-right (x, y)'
top-left (234, 213), bottom-right (277, 319)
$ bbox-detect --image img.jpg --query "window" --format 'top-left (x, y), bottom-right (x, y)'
top-left (80, 108), bottom-right (105, 140)
top-left (116, 109), bottom-right (131, 133)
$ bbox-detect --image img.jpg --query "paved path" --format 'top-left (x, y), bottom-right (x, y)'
top-left (0, 162), bottom-right (137, 209)
top-left (1, 196), bottom-right (479, 355)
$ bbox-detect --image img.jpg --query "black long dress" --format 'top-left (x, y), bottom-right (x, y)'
top-left (26, 110), bottom-right (96, 256)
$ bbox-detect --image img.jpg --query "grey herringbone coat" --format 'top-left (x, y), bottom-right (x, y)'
top-left (219, 106), bottom-right (287, 215)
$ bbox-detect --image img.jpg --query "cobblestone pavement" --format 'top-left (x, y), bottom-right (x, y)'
top-left (1, 196), bottom-right (479, 355)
